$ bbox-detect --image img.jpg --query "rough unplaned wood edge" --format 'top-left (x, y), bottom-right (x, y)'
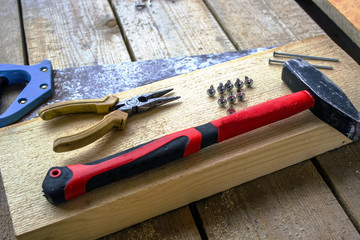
top-left (100, 206), bottom-right (201, 240)
top-left (312, 0), bottom-right (360, 48)
top-left (21, 0), bottom-right (131, 69)
top-left (1, 35), bottom-right (358, 239)
top-left (195, 160), bottom-right (360, 239)
top-left (0, 0), bottom-right (24, 239)
top-left (203, 0), bottom-right (324, 50)
top-left (110, 0), bottom-right (235, 61)
top-left (315, 142), bottom-right (360, 231)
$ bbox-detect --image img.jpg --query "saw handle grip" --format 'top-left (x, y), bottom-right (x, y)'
top-left (53, 110), bottom-right (129, 152)
top-left (0, 60), bottom-right (53, 127)
top-left (38, 95), bottom-right (119, 120)
top-left (42, 90), bottom-right (315, 205)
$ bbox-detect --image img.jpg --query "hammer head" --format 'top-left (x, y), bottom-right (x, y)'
top-left (282, 58), bottom-right (360, 141)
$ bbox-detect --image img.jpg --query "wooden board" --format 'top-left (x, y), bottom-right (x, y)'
top-left (0, 0), bottom-right (24, 239)
top-left (21, 0), bottom-right (131, 69)
top-left (204, 0), bottom-right (324, 50)
top-left (315, 141), bottom-right (360, 230)
top-left (1, 35), bottom-right (358, 239)
top-left (100, 206), bottom-right (201, 240)
top-left (0, 0), bottom-right (24, 64)
top-left (110, 0), bottom-right (235, 60)
top-left (195, 160), bottom-right (359, 239)
top-left (0, 0), bottom-right (25, 114)
top-left (312, 0), bottom-right (360, 48)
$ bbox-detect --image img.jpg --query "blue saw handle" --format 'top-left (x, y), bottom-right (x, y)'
top-left (0, 60), bottom-right (53, 127)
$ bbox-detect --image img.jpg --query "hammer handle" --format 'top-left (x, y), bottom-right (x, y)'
top-left (42, 90), bottom-right (315, 204)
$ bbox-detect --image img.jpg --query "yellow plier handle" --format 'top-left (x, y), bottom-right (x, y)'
top-left (38, 95), bottom-right (128, 152)
top-left (38, 95), bottom-right (119, 120)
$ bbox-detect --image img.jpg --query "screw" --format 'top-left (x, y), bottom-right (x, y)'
top-left (207, 85), bottom-right (216, 97)
top-left (234, 78), bottom-right (244, 89)
top-left (226, 105), bottom-right (236, 115)
top-left (273, 51), bottom-right (339, 62)
top-left (236, 91), bottom-right (245, 101)
top-left (225, 80), bottom-right (234, 91)
top-left (217, 83), bottom-right (226, 94)
top-left (218, 95), bottom-right (227, 107)
top-left (244, 76), bottom-right (253, 87)
top-left (40, 84), bottom-right (48, 89)
top-left (227, 92), bottom-right (236, 104)
top-left (18, 98), bottom-right (27, 104)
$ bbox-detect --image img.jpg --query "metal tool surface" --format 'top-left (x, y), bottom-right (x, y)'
top-left (42, 59), bottom-right (360, 205)
top-left (38, 89), bottom-right (180, 152)
top-left (19, 47), bottom-right (272, 122)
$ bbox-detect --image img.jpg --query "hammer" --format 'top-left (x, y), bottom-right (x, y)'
top-left (42, 58), bottom-right (360, 205)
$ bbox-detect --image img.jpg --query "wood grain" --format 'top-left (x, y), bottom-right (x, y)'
top-left (196, 161), bottom-right (359, 239)
top-left (0, 0), bottom-right (23, 239)
top-left (110, 0), bottom-right (235, 60)
top-left (315, 141), bottom-right (360, 231)
top-left (0, 0), bottom-right (25, 115)
top-left (0, 0), bottom-right (24, 64)
top-left (204, 0), bottom-right (324, 50)
top-left (21, 0), bottom-right (131, 69)
top-left (312, 0), bottom-right (360, 47)
top-left (101, 207), bottom-right (201, 240)
top-left (0, 36), bottom-right (358, 239)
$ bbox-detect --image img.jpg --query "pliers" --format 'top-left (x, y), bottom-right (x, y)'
top-left (38, 89), bottom-right (180, 152)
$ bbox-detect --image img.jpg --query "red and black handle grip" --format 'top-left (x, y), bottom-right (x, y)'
top-left (42, 90), bottom-right (315, 205)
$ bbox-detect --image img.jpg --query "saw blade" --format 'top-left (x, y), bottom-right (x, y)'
top-left (22, 47), bottom-right (272, 121)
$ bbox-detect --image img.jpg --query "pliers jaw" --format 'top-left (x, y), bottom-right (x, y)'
top-left (114, 88), bottom-right (180, 115)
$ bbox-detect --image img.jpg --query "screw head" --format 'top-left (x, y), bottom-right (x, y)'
top-left (226, 105), bottom-right (236, 115)
top-left (18, 98), bottom-right (27, 104)
top-left (225, 80), bottom-right (234, 91)
top-left (218, 95), bottom-right (227, 107)
top-left (207, 85), bottom-right (216, 97)
top-left (235, 78), bottom-right (244, 89)
top-left (236, 91), bottom-right (245, 101)
top-left (40, 84), bottom-right (48, 89)
top-left (244, 76), bottom-right (253, 87)
top-left (217, 83), bottom-right (226, 94)
top-left (227, 92), bottom-right (236, 104)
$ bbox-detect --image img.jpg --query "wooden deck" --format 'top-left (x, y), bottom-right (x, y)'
top-left (1, 0), bottom-right (359, 239)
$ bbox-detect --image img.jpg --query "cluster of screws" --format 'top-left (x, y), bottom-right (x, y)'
top-left (207, 76), bottom-right (254, 115)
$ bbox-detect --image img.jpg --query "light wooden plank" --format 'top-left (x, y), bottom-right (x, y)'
top-left (204, 0), bottom-right (324, 49)
top-left (0, 36), bottom-right (358, 239)
top-left (110, 0), bottom-right (235, 60)
top-left (315, 141), bottom-right (360, 230)
top-left (101, 207), bottom-right (201, 240)
top-left (312, 0), bottom-right (360, 48)
top-left (18, 1), bottom-right (204, 238)
top-left (0, 0), bottom-right (23, 239)
top-left (196, 161), bottom-right (359, 239)
top-left (0, 172), bottom-right (15, 240)
top-left (21, 0), bottom-right (131, 69)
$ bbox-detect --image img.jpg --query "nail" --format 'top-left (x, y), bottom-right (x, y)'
top-left (273, 51), bottom-right (339, 62)
top-left (269, 59), bottom-right (333, 70)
